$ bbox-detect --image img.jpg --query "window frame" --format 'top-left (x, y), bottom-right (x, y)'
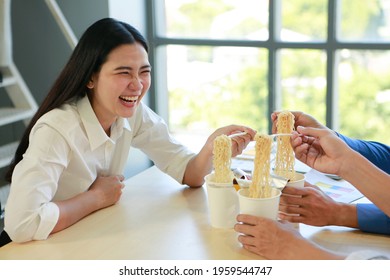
top-left (145, 0), bottom-right (390, 132)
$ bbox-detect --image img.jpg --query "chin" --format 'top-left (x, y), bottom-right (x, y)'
top-left (121, 109), bottom-right (136, 118)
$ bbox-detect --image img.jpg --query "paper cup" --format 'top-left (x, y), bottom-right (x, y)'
top-left (286, 172), bottom-right (305, 188)
top-left (205, 173), bottom-right (239, 228)
top-left (282, 173), bottom-right (305, 226)
top-left (238, 188), bottom-right (281, 220)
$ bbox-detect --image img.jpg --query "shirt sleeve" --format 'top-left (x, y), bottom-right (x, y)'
top-left (130, 104), bottom-right (196, 183)
top-left (356, 204), bottom-right (390, 235)
top-left (345, 250), bottom-right (390, 260)
top-left (337, 133), bottom-right (390, 173)
top-left (5, 124), bottom-right (69, 242)
top-left (337, 133), bottom-right (390, 235)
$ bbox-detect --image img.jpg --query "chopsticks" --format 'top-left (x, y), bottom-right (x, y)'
top-left (270, 133), bottom-right (293, 137)
top-left (228, 132), bottom-right (249, 138)
top-left (229, 132), bottom-right (293, 139)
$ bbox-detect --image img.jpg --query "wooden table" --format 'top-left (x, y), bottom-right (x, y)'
top-left (0, 166), bottom-right (389, 260)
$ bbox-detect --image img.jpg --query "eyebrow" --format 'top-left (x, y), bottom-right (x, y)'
top-left (114, 65), bottom-right (152, 71)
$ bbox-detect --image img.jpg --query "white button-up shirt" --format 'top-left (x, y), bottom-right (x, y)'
top-left (5, 96), bottom-right (195, 242)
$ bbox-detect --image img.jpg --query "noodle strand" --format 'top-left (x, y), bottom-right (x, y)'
top-left (274, 111), bottom-right (295, 179)
top-left (213, 135), bottom-right (233, 183)
top-left (249, 134), bottom-right (272, 198)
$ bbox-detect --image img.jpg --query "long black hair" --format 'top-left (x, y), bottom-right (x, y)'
top-left (5, 18), bottom-right (149, 182)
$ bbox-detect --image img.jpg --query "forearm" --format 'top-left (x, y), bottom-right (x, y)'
top-left (333, 203), bottom-right (359, 228)
top-left (52, 190), bottom-right (100, 233)
top-left (341, 151), bottom-right (390, 216)
top-left (183, 145), bottom-right (213, 187)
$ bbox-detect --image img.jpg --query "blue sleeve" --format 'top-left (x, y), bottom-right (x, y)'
top-left (337, 133), bottom-right (390, 235)
top-left (357, 204), bottom-right (390, 235)
top-left (337, 133), bottom-right (390, 173)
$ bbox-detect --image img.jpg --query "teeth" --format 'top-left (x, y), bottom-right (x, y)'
top-left (119, 96), bottom-right (138, 102)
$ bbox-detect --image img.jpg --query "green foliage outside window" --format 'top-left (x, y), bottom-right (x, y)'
top-left (165, 0), bottom-right (390, 143)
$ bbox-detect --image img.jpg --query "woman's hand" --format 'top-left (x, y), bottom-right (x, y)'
top-left (183, 124), bottom-right (256, 187)
top-left (89, 175), bottom-right (125, 209)
top-left (53, 174), bottom-right (125, 233)
top-left (205, 124), bottom-right (256, 157)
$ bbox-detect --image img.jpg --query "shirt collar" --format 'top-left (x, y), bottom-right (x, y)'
top-left (110, 115), bottom-right (131, 141)
top-left (77, 95), bottom-right (131, 151)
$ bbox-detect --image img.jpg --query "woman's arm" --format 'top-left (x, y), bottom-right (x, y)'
top-left (183, 125), bottom-right (256, 187)
top-left (52, 175), bottom-right (124, 233)
top-left (5, 125), bottom-right (124, 242)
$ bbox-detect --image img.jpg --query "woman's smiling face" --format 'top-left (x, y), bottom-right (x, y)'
top-left (87, 43), bottom-right (151, 133)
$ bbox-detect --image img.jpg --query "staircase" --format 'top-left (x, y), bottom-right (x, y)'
top-left (0, 0), bottom-right (38, 215)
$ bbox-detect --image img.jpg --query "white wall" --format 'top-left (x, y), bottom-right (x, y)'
top-left (108, 0), bottom-right (146, 34)
top-left (0, 0), bottom-right (12, 66)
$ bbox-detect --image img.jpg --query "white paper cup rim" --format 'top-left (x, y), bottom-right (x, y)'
top-left (237, 188), bottom-right (281, 201)
top-left (204, 173), bottom-right (233, 187)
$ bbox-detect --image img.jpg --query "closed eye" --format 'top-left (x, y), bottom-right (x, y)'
top-left (115, 65), bottom-right (151, 76)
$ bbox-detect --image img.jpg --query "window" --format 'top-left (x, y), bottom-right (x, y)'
top-left (146, 0), bottom-right (390, 151)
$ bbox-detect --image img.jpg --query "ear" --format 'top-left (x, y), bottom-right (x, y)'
top-left (87, 80), bottom-right (94, 89)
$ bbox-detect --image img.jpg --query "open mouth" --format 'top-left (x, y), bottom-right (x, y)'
top-left (119, 96), bottom-right (138, 103)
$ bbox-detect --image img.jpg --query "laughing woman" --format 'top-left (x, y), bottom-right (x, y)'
top-left (1, 18), bottom-right (255, 245)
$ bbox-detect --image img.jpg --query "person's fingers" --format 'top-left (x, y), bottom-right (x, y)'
top-left (296, 126), bottom-right (328, 138)
top-left (236, 214), bottom-right (260, 226)
top-left (282, 186), bottom-right (307, 196)
top-left (278, 212), bottom-right (297, 222)
top-left (280, 205), bottom-right (306, 216)
top-left (280, 194), bottom-right (304, 205)
top-left (234, 222), bottom-right (260, 238)
top-left (279, 204), bottom-right (300, 213)
top-left (237, 234), bottom-right (257, 246)
top-left (278, 213), bottom-right (306, 223)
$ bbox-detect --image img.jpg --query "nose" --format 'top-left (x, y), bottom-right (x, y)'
top-left (128, 76), bottom-right (143, 91)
